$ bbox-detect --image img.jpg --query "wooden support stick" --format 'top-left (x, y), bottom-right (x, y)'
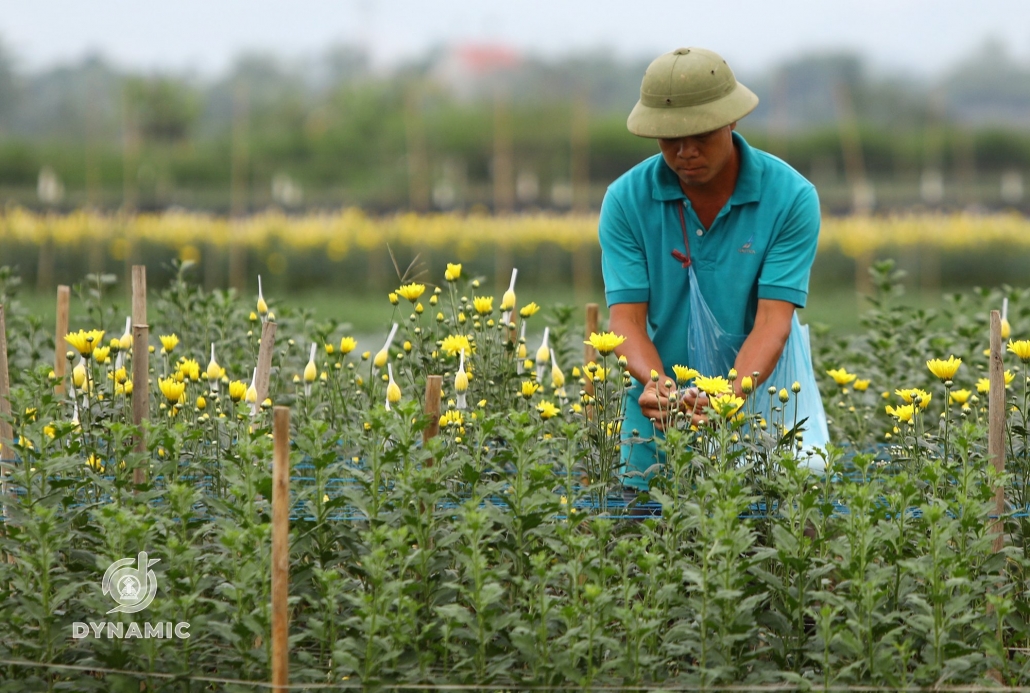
top-left (0, 306), bottom-right (11, 452)
top-left (584, 303), bottom-right (599, 364)
top-left (988, 310), bottom-right (1006, 553)
top-left (271, 406), bottom-right (290, 690)
top-left (132, 265), bottom-right (147, 332)
top-left (54, 286), bottom-right (70, 395)
top-left (0, 307), bottom-right (12, 513)
top-left (131, 324), bottom-right (149, 486)
top-left (131, 265), bottom-right (148, 488)
top-left (422, 375), bottom-right (443, 454)
top-left (255, 321), bottom-right (277, 406)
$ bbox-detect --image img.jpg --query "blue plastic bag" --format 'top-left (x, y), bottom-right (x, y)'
top-left (685, 265), bottom-right (829, 468)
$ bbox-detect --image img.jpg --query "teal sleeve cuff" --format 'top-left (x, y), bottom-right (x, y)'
top-left (758, 285), bottom-right (807, 308)
top-left (606, 288), bottom-right (649, 306)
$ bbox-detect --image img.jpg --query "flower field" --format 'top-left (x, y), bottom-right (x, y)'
top-left (3, 209), bottom-right (1030, 295)
top-left (1, 259), bottom-right (1030, 689)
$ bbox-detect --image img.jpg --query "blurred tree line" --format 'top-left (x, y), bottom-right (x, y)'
top-left (1, 36), bottom-right (1029, 214)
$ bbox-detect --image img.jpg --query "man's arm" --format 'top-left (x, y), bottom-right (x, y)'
top-left (609, 302), bottom-right (676, 428)
top-left (732, 298), bottom-right (794, 397)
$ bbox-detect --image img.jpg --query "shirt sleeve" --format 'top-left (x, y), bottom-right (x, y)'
top-left (757, 184), bottom-right (820, 308)
top-left (598, 190), bottom-right (650, 306)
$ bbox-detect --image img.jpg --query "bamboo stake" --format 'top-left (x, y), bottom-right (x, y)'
top-left (132, 266), bottom-right (147, 333)
top-left (422, 375), bottom-right (442, 454)
top-left (584, 303), bottom-right (599, 363)
top-left (988, 310), bottom-right (1006, 553)
top-left (255, 321), bottom-right (277, 406)
top-left (131, 266), bottom-right (148, 486)
top-left (54, 286), bottom-right (70, 395)
top-left (0, 306), bottom-right (12, 511)
top-left (271, 406), bottom-right (290, 690)
top-left (131, 324), bottom-right (148, 485)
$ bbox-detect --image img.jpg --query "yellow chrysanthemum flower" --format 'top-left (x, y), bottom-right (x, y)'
top-left (228, 380), bottom-right (247, 402)
top-left (396, 283), bottom-right (426, 303)
top-left (159, 334), bottom-right (180, 354)
top-left (444, 263), bottom-right (462, 282)
top-left (709, 393), bottom-right (745, 418)
top-left (585, 331), bottom-right (626, 356)
top-left (695, 375), bottom-right (731, 396)
top-left (949, 389), bottom-right (972, 405)
top-left (519, 302), bottom-right (540, 318)
top-left (826, 368), bottom-right (857, 386)
top-left (740, 375), bottom-right (754, 394)
top-left (339, 337), bottom-right (358, 354)
top-left (672, 364), bottom-right (699, 385)
top-left (853, 379), bottom-right (870, 392)
top-left (895, 388), bottom-right (932, 409)
top-left (1007, 339), bottom-right (1030, 364)
top-left (1001, 318), bottom-right (1011, 340)
top-left (65, 329), bottom-right (105, 357)
top-left (585, 362), bottom-right (609, 381)
top-left (473, 296), bottom-right (494, 315)
top-left (886, 403), bottom-right (915, 423)
top-left (178, 358), bottom-right (201, 381)
top-left (926, 355), bottom-right (962, 382)
top-left (386, 381), bottom-right (402, 404)
top-left (536, 400), bottom-right (560, 419)
top-left (158, 377), bottom-right (186, 405)
top-left (979, 371), bottom-right (1017, 393)
top-left (440, 334), bottom-right (473, 357)
top-left (440, 410), bottom-right (463, 428)
top-left (520, 381), bottom-right (541, 399)
top-left (92, 346), bottom-right (111, 365)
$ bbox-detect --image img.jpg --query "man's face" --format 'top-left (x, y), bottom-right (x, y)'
top-left (657, 124), bottom-right (736, 187)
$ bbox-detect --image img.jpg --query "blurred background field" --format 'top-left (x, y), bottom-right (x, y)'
top-left (1, 1), bottom-right (1029, 334)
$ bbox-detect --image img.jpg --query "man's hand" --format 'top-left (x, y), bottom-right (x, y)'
top-left (638, 377), bottom-right (677, 430)
top-left (678, 387), bottom-right (710, 427)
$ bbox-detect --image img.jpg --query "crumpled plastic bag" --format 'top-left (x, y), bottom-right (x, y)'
top-left (685, 265), bottom-right (830, 469)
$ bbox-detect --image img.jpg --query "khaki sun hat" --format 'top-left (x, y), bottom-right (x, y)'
top-left (627, 47), bottom-right (758, 139)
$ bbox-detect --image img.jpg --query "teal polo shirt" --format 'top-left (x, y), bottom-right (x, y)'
top-left (598, 131), bottom-right (821, 489)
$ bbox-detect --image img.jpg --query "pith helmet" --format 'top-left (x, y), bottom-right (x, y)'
top-left (627, 47), bottom-right (758, 139)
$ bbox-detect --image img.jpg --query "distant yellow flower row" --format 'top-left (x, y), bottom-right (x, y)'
top-left (2, 208), bottom-right (1029, 260)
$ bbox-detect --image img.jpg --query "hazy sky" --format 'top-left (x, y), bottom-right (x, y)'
top-left (2, 0), bottom-right (1029, 76)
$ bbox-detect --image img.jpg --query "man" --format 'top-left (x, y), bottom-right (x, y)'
top-left (598, 47), bottom-right (821, 493)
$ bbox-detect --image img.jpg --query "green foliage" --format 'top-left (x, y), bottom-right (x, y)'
top-left (0, 260), bottom-right (1029, 689)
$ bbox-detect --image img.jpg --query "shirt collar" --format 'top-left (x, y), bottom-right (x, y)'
top-left (651, 130), bottom-right (763, 206)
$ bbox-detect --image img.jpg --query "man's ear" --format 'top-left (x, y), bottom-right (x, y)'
top-left (730, 122), bottom-right (737, 131)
